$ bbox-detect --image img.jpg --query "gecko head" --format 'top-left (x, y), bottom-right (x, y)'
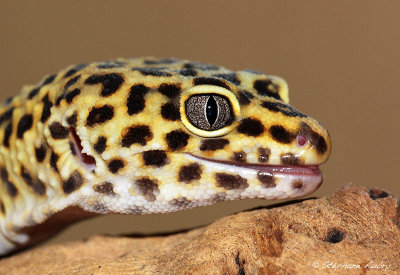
top-left (48, 58), bottom-right (331, 213)
top-left (174, 74), bottom-right (332, 200)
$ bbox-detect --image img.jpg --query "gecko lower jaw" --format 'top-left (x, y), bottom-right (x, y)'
top-left (186, 153), bottom-right (323, 197)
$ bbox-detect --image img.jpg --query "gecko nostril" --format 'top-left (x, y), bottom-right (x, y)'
top-left (296, 134), bottom-right (308, 147)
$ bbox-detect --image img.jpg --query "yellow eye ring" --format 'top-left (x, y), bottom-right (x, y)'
top-left (179, 85), bottom-right (241, 137)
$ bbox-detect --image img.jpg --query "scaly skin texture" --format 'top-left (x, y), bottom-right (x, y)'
top-left (0, 57), bottom-right (331, 255)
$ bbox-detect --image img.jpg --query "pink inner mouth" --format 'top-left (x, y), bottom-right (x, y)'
top-left (188, 154), bottom-right (321, 177)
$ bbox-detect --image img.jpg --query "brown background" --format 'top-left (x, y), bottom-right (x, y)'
top-left (0, 1), bottom-right (399, 245)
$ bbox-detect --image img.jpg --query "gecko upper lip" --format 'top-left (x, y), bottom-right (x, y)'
top-left (187, 154), bottom-right (321, 176)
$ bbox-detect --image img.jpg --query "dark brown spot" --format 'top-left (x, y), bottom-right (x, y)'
top-left (369, 188), bottom-right (389, 200)
top-left (93, 182), bottom-right (115, 195)
top-left (193, 77), bottom-right (230, 90)
top-left (292, 180), bottom-right (303, 189)
top-left (6, 181), bottom-right (19, 197)
top-left (161, 103), bottom-right (180, 121)
top-left (64, 63), bottom-right (88, 78)
top-left (65, 75), bottom-right (81, 90)
top-left (85, 73), bottom-right (124, 97)
top-left (325, 228), bottom-right (345, 244)
top-left (17, 114), bottom-right (33, 138)
top-left (158, 83), bottom-right (181, 98)
top-left (108, 159), bottom-right (125, 174)
top-left (98, 64), bottom-right (119, 69)
top-left (127, 84), bottom-right (149, 115)
top-left (86, 105), bottom-right (114, 126)
top-left (299, 122), bottom-right (328, 154)
top-left (65, 88), bottom-right (81, 103)
top-left (215, 173), bottom-right (248, 190)
top-left (5, 96), bottom-right (14, 105)
top-left (143, 150), bottom-right (168, 167)
top-left (281, 153), bottom-right (300, 165)
top-left (122, 125), bottom-right (153, 147)
top-left (200, 139), bottom-right (229, 151)
top-left (28, 88), bottom-right (40, 99)
top-left (166, 130), bottom-right (189, 150)
top-left (238, 91), bottom-right (253, 105)
top-left (0, 108), bottom-right (14, 125)
top-left (232, 151), bottom-right (247, 162)
top-left (184, 62), bottom-right (219, 71)
top-left (42, 74), bottom-right (56, 86)
top-left (41, 94), bottom-right (52, 123)
top-left (269, 125), bottom-right (295, 144)
top-left (63, 170), bottom-right (84, 194)
top-left (35, 145), bottom-right (47, 162)
top-left (237, 118), bottom-right (264, 137)
top-left (49, 122), bottom-right (69, 139)
top-left (94, 136), bottom-right (107, 154)
top-left (212, 73), bottom-right (240, 85)
top-left (50, 151), bottom-right (59, 172)
top-left (132, 67), bottom-right (172, 77)
top-left (1, 168), bottom-right (18, 197)
top-left (55, 94), bottom-right (65, 106)
top-left (67, 112), bottom-right (78, 128)
top-left (178, 163), bottom-right (202, 183)
top-left (69, 142), bottom-right (76, 155)
top-left (261, 101), bottom-right (306, 118)
top-left (253, 79), bottom-right (281, 100)
top-left (179, 69), bottom-right (197, 76)
top-left (3, 122), bottom-right (12, 147)
top-left (21, 166), bottom-right (46, 195)
top-left (135, 177), bottom-right (159, 202)
top-left (257, 172), bottom-right (276, 188)
top-left (258, 148), bottom-right (271, 163)
top-left (0, 201), bottom-right (5, 214)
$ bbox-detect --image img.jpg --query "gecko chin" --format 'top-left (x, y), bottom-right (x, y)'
top-left (186, 154), bottom-right (323, 199)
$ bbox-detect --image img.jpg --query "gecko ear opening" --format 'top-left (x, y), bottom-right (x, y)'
top-left (70, 128), bottom-right (96, 170)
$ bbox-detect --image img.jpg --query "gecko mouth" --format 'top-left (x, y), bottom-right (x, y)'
top-left (187, 154), bottom-right (321, 176)
top-left (186, 153), bottom-right (323, 198)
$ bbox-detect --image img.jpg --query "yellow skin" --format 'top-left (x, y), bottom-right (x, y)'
top-left (0, 57), bottom-right (331, 255)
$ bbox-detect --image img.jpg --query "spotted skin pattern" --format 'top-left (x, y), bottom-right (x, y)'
top-left (0, 57), bottom-right (331, 255)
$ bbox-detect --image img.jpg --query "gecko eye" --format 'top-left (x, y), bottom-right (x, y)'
top-left (180, 85), bottom-right (241, 137)
top-left (185, 94), bottom-right (233, 131)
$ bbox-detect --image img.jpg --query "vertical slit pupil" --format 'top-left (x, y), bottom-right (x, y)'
top-left (206, 95), bottom-right (218, 126)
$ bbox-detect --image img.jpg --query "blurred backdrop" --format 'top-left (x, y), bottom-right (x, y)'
top-left (0, 1), bottom-right (399, 245)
